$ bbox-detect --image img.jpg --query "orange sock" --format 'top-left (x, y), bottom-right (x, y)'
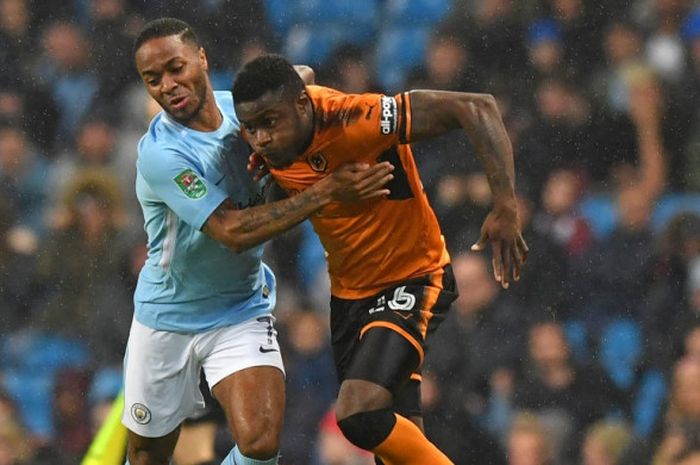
top-left (371, 414), bottom-right (453, 465)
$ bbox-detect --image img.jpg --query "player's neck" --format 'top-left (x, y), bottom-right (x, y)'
top-left (186, 89), bottom-right (223, 132)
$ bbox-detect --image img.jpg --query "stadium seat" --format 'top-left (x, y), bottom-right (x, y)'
top-left (632, 370), bottom-right (667, 438)
top-left (651, 193), bottom-right (700, 232)
top-left (579, 195), bottom-right (617, 239)
top-left (3, 369), bottom-right (55, 437)
top-left (599, 318), bottom-right (643, 390)
top-left (562, 319), bottom-right (589, 364)
top-left (383, 0), bottom-right (454, 26)
top-left (296, 0), bottom-right (378, 26)
top-left (263, 0), bottom-right (298, 36)
top-left (285, 24), bottom-right (375, 67)
top-left (375, 26), bottom-right (431, 92)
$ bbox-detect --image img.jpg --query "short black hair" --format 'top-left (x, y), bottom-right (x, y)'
top-left (133, 17), bottom-right (200, 57)
top-left (232, 54), bottom-right (305, 104)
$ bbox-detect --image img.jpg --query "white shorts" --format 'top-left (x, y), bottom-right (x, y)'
top-left (122, 315), bottom-right (284, 438)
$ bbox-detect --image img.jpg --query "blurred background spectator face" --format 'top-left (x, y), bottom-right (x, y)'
top-left (527, 20), bottom-right (563, 75)
top-left (75, 119), bottom-right (115, 165)
top-left (451, 252), bottom-right (498, 316)
top-left (88, 0), bottom-right (123, 22)
top-left (475, 0), bottom-right (513, 22)
top-left (604, 23), bottom-right (642, 66)
top-left (507, 414), bottom-right (553, 465)
top-left (684, 325), bottom-right (700, 362)
top-left (0, 125), bottom-right (26, 176)
top-left (670, 358), bottom-right (700, 421)
top-left (287, 310), bottom-right (327, 356)
top-left (581, 422), bottom-right (632, 465)
top-left (542, 169), bottom-right (581, 217)
top-left (0, 0), bottom-right (29, 38)
top-left (41, 22), bottom-right (89, 72)
top-left (425, 35), bottom-right (467, 88)
top-left (528, 322), bottom-right (570, 369)
top-left (551, 0), bottom-right (582, 20)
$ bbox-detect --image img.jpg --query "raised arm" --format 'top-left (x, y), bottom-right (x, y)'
top-left (409, 90), bottom-right (528, 288)
top-left (203, 162), bottom-right (393, 253)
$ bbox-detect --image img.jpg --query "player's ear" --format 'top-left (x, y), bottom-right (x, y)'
top-left (198, 47), bottom-right (208, 71)
top-left (296, 89), bottom-right (309, 113)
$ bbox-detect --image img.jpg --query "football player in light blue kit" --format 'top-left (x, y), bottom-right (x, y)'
top-left (125, 18), bottom-right (395, 465)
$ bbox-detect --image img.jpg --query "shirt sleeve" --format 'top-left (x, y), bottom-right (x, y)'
top-left (137, 146), bottom-right (228, 231)
top-left (343, 91), bottom-right (412, 149)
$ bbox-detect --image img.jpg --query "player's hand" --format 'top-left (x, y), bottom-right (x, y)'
top-left (324, 162), bottom-right (394, 202)
top-left (247, 153), bottom-right (269, 182)
top-left (470, 203), bottom-right (528, 289)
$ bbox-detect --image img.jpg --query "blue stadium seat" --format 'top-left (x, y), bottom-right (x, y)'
top-left (264, 0), bottom-right (299, 36)
top-left (375, 26), bottom-right (431, 92)
top-left (579, 195), bottom-right (617, 239)
top-left (651, 193), bottom-right (700, 232)
top-left (285, 24), bottom-right (375, 67)
top-left (296, 0), bottom-right (378, 26)
top-left (383, 0), bottom-right (454, 25)
top-left (562, 319), bottom-right (589, 364)
top-left (3, 369), bottom-right (55, 437)
top-left (599, 318), bottom-right (643, 390)
top-left (633, 370), bottom-right (667, 438)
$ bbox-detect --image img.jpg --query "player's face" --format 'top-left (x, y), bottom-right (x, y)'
top-left (236, 88), bottom-right (312, 169)
top-left (135, 35), bottom-right (209, 125)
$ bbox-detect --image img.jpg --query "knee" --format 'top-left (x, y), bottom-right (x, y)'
top-left (336, 408), bottom-right (397, 451)
top-left (235, 427), bottom-right (280, 460)
top-left (336, 380), bottom-right (392, 421)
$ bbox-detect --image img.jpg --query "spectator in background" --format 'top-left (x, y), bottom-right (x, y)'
top-left (512, 321), bottom-right (622, 465)
top-left (33, 21), bottom-right (97, 147)
top-left (85, 0), bottom-right (138, 110)
top-left (49, 113), bottom-right (135, 223)
top-left (449, 0), bottom-right (527, 80)
top-left (644, 0), bottom-right (690, 85)
top-left (425, 252), bottom-right (525, 439)
top-left (0, 123), bottom-right (50, 238)
top-left (525, 19), bottom-right (567, 85)
top-left (581, 421), bottom-right (633, 465)
top-left (406, 28), bottom-right (482, 92)
top-left (546, 0), bottom-right (606, 75)
top-left (0, 197), bottom-right (37, 332)
top-left (321, 44), bottom-right (380, 94)
top-left (506, 412), bottom-right (555, 465)
top-left (51, 369), bottom-right (92, 465)
top-left (34, 170), bottom-right (134, 367)
top-left (279, 310), bottom-right (337, 465)
top-left (643, 212), bottom-right (700, 367)
top-left (0, 0), bottom-right (35, 79)
top-left (621, 357), bottom-right (700, 465)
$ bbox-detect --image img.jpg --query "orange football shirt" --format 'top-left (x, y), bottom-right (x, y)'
top-left (269, 85), bottom-right (450, 299)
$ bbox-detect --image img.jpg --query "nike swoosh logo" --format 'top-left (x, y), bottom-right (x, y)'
top-left (259, 346), bottom-right (278, 353)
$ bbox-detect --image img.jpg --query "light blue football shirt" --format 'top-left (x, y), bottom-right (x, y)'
top-left (134, 91), bottom-right (276, 333)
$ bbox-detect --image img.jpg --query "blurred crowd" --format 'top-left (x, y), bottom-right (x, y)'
top-left (0, 0), bottom-right (700, 464)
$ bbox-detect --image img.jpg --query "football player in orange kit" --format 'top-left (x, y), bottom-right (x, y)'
top-left (233, 54), bottom-right (528, 465)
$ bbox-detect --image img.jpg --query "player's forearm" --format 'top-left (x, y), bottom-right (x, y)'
top-left (457, 94), bottom-right (517, 209)
top-left (410, 91), bottom-right (516, 209)
top-left (204, 185), bottom-right (331, 253)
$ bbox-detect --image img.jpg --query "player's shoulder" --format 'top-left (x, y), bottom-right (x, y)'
top-left (137, 113), bottom-right (187, 168)
top-left (214, 90), bottom-right (235, 117)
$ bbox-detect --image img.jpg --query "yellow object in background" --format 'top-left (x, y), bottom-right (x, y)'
top-left (81, 391), bottom-right (128, 465)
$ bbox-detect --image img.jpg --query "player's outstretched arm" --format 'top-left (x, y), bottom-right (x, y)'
top-left (202, 162), bottom-right (393, 253)
top-left (409, 90), bottom-right (528, 288)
